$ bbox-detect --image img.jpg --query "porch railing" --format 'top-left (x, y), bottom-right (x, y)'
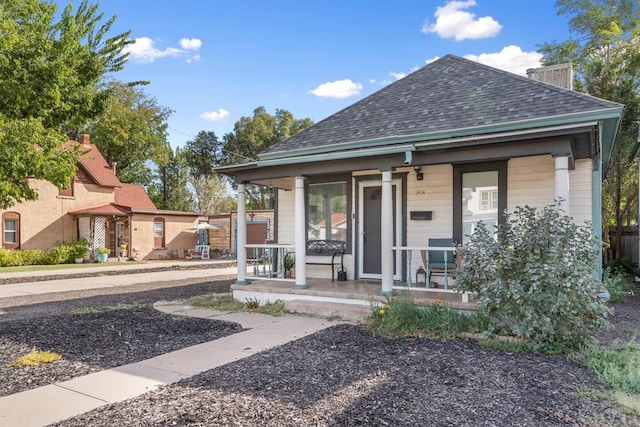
top-left (245, 243), bottom-right (295, 282)
top-left (391, 245), bottom-right (459, 291)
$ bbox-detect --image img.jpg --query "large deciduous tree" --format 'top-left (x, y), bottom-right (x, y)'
top-left (148, 146), bottom-right (194, 212)
top-left (86, 81), bottom-right (173, 186)
top-left (222, 107), bottom-right (313, 209)
top-left (0, 0), bottom-right (130, 208)
top-left (539, 0), bottom-right (640, 260)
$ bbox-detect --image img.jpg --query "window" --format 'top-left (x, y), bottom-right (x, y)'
top-left (2, 212), bottom-right (20, 249)
top-left (479, 189), bottom-right (498, 210)
top-left (453, 162), bottom-right (507, 245)
top-left (306, 181), bottom-right (348, 243)
top-left (154, 217), bottom-right (165, 248)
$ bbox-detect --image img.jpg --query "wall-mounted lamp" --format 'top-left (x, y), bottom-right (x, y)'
top-left (414, 166), bottom-right (424, 181)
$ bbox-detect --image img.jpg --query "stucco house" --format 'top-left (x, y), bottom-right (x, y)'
top-left (219, 55), bottom-right (624, 297)
top-left (0, 134), bottom-right (206, 261)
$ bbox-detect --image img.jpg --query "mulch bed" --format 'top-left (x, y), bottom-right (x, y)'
top-left (1, 278), bottom-right (638, 426)
top-left (0, 305), bottom-right (241, 397)
top-left (52, 324), bottom-right (632, 427)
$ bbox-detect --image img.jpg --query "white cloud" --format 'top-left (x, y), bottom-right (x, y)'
top-left (309, 79), bottom-right (363, 98)
top-left (180, 38), bottom-right (202, 50)
top-left (200, 108), bottom-right (230, 122)
top-left (389, 71), bottom-right (407, 80)
top-left (123, 37), bottom-right (203, 63)
top-left (369, 78), bottom-right (376, 84)
top-left (464, 45), bottom-right (542, 76)
top-left (186, 54), bottom-right (201, 64)
top-left (422, 0), bottom-right (502, 41)
top-left (123, 37), bottom-right (182, 63)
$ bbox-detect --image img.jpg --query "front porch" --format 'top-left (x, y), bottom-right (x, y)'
top-left (231, 277), bottom-right (478, 322)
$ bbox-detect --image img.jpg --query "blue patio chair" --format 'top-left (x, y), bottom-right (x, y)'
top-left (426, 238), bottom-right (457, 288)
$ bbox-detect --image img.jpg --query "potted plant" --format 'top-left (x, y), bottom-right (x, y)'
top-left (70, 238), bottom-right (89, 263)
top-left (96, 247), bottom-right (111, 263)
top-left (284, 252), bottom-right (295, 277)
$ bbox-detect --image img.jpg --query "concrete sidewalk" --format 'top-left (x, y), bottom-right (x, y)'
top-left (0, 306), bottom-right (341, 426)
top-left (0, 261), bottom-right (239, 299)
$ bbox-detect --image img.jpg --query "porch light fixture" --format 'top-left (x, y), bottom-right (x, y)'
top-left (414, 166), bottom-right (424, 181)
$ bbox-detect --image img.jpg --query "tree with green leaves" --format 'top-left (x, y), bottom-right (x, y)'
top-left (189, 174), bottom-right (232, 215)
top-left (184, 131), bottom-right (223, 177)
top-left (148, 146), bottom-right (194, 211)
top-left (86, 81), bottom-right (173, 186)
top-left (222, 107), bottom-right (313, 209)
top-left (0, 0), bottom-right (130, 208)
top-left (539, 0), bottom-right (640, 260)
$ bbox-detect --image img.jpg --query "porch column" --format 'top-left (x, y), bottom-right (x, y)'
top-left (235, 182), bottom-right (249, 285)
top-left (293, 176), bottom-right (308, 289)
top-left (554, 155), bottom-right (570, 216)
top-left (380, 169), bottom-right (394, 296)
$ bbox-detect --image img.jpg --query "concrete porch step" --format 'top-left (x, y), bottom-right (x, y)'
top-left (284, 299), bottom-right (372, 323)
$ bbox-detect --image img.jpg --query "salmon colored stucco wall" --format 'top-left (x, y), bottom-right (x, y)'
top-left (130, 214), bottom-right (202, 260)
top-left (0, 178), bottom-right (115, 250)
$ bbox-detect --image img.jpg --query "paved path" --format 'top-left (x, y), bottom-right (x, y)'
top-left (0, 263), bottom-right (343, 426)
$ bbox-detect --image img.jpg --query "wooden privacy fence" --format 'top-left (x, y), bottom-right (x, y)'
top-left (606, 226), bottom-right (638, 266)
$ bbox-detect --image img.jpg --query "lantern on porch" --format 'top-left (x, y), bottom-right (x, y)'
top-left (416, 266), bottom-right (427, 286)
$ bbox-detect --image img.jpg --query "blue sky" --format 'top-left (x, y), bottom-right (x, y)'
top-left (91, 0), bottom-right (573, 149)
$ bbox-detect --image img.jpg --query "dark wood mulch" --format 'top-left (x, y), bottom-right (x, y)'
top-left (53, 324), bottom-right (634, 427)
top-left (2, 279), bottom-right (639, 426)
top-left (0, 280), bottom-right (239, 397)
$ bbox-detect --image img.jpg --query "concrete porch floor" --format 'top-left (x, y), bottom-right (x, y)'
top-left (231, 278), bottom-right (478, 322)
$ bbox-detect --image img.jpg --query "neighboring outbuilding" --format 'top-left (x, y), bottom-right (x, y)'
top-left (0, 134), bottom-right (205, 261)
top-left (218, 55), bottom-right (624, 294)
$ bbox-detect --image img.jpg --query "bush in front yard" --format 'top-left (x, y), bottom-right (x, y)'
top-left (0, 239), bottom-right (91, 267)
top-left (456, 201), bottom-right (610, 353)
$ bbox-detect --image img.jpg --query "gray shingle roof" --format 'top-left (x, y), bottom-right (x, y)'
top-left (262, 54), bottom-right (622, 156)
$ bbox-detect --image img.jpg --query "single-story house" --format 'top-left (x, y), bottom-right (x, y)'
top-left (0, 134), bottom-right (206, 261)
top-left (218, 55), bottom-right (624, 296)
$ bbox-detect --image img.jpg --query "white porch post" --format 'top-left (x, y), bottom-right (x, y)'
top-left (380, 169), bottom-right (394, 296)
top-left (235, 182), bottom-right (249, 285)
top-left (554, 155), bottom-right (570, 216)
top-left (293, 176), bottom-right (308, 289)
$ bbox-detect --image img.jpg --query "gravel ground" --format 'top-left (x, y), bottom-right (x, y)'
top-left (1, 276), bottom-right (638, 426)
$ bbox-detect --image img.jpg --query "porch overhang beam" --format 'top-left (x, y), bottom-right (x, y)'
top-left (223, 130), bottom-right (589, 183)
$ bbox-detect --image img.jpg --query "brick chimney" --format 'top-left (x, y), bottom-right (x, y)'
top-left (79, 134), bottom-right (90, 146)
top-left (111, 161), bottom-right (117, 175)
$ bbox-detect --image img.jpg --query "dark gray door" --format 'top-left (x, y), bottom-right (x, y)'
top-left (362, 186), bottom-right (397, 276)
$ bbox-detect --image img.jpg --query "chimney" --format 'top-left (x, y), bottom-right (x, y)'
top-left (79, 134), bottom-right (91, 147)
top-left (526, 63), bottom-right (573, 90)
top-left (111, 161), bottom-right (117, 176)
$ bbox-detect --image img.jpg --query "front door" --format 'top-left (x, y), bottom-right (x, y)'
top-left (358, 179), bottom-right (402, 279)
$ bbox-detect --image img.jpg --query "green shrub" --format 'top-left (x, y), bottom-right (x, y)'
top-left (577, 343), bottom-right (640, 393)
top-left (456, 201), bottom-right (610, 353)
top-left (603, 267), bottom-right (634, 303)
top-left (604, 256), bottom-right (635, 275)
top-left (367, 297), bottom-right (482, 339)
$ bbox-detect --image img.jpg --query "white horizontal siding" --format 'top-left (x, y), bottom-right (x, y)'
top-left (508, 156), bottom-right (555, 210)
top-left (276, 188), bottom-right (295, 245)
top-left (508, 155), bottom-right (592, 225)
top-left (406, 164), bottom-right (453, 247)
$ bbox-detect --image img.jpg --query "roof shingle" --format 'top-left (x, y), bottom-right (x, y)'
top-left (263, 55), bottom-right (622, 156)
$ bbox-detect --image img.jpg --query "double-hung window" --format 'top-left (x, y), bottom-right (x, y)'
top-left (306, 181), bottom-right (348, 244)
